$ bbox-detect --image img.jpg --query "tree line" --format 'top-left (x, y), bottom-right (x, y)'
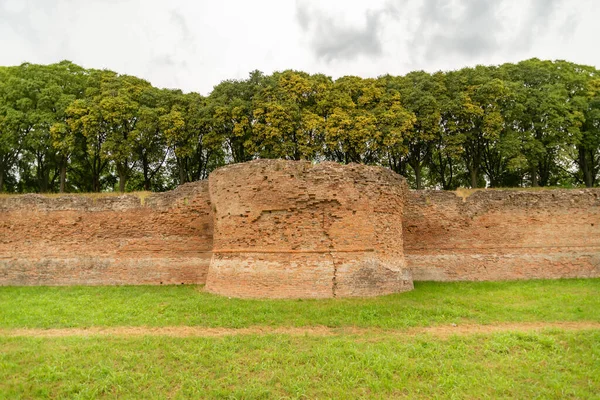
top-left (0, 58), bottom-right (599, 193)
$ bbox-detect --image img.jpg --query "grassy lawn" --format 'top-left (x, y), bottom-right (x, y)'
top-left (0, 279), bottom-right (599, 329)
top-left (1, 279), bottom-right (599, 398)
top-left (1, 331), bottom-right (599, 399)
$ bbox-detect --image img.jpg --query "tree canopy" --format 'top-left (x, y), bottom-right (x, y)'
top-left (0, 58), bottom-right (598, 193)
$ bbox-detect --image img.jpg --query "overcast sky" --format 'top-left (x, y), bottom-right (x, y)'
top-left (1, 0), bottom-right (598, 94)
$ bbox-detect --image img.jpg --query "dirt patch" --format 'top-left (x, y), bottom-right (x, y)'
top-left (1, 322), bottom-right (598, 338)
top-left (416, 321), bottom-right (600, 338)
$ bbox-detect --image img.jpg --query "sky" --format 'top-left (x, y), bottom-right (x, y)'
top-left (1, 0), bottom-right (598, 95)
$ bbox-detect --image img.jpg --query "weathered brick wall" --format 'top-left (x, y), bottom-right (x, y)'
top-left (1, 160), bottom-right (599, 292)
top-left (0, 182), bottom-right (213, 286)
top-left (206, 160), bottom-right (413, 298)
top-left (403, 189), bottom-right (600, 281)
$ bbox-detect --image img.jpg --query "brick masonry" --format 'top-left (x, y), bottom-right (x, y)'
top-left (0, 160), bottom-right (599, 297)
top-left (404, 189), bottom-right (600, 281)
top-left (206, 160), bottom-right (412, 298)
top-left (0, 182), bottom-right (213, 286)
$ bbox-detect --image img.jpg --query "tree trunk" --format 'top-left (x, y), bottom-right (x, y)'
top-left (470, 168), bottom-right (478, 188)
top-left (592, 149), bottom-right (598, 187)
top-left (579, 146), bottom-right (593, 188)
top-left (531, 166), bottom-right (539, 187)
top-left (118, 169), bottom-right (127, 193)
top-left (38, 160), bottom-right (49, 193)
top-left (584, 161), bottom-right (593, 188)
top-left (59, 162), bottom-right (67, 193)
top-left (115, 159), bottom-right (129, 193)
top-left (140, 152), bottom-right (152, 191)
top-left (92, 155), bottom-right (101, 192)
top-left (414, 164), bottom-right (422, 190)
top-left (445, 156), bottom-right (456, 190)
top-left (39, 171), bottom-right (49, 193)
top-left (178, 158), bottom-right (187, 184)
top-left (143, 160), bottom-right (151, 191)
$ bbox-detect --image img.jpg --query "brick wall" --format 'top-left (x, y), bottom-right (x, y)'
top-left (403, 189), bottom-right (600, 281)
top-left (1, 160), bottom-right (599, 293)
top-left (206, 160), bottom-right (413, 298)
top-left (0, 182), bottom-right (213, 286)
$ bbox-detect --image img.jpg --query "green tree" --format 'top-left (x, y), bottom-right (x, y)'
top-left (64, 69), bottom-right (116, 192)
top-left (394, 72), bottom-right (444, 189)
top-left (101, 74), bottom-right (152, 192)
top-left (503, 59), bottom-right (584, 187)
top-left (1, 59), bottom-right (599, 192)
top-left (0, 67), bottom-right (22, 192)
top-left (577, 78), bottom-right (600, 187)
top-left (209, 71), bottom-right (265, 163)
top-left (47, 61), bottom-right (88, 192)
top-left (162, 91), bottom-right (224, 185)
top-left (130, 87), bottom-right (173, 190)
top-left (252, 70), bottom-right (331, 160)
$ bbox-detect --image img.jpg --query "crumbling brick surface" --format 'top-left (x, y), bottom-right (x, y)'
top-left (206, 160), bottom-right (413, 298)
top-left (0, 182), bottom-right (213, 286)
top-left (403, 189), bottom-right (600, 281)
top-left (1, 160), bottom-right (599, 294)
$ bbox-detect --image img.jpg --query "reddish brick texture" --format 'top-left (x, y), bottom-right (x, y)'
top-left (206, 160), bottom-right (413, 298)
top-left (1, 160), bottom-right (599, 296)
top-left (403, 189), bottom-right (600, 281)
top-left (0, 182), bottom-right (213, 286)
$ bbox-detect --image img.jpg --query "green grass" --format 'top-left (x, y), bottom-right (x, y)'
top-left (1, 280), bottom-right (599, 398)
top-left (1, 330), bottom-right (599, 399)
top-left (1, 279), bottom-right (598, 329)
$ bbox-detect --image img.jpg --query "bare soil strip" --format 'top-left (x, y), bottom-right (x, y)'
top-left (1, 322), bottom-right (599, 338)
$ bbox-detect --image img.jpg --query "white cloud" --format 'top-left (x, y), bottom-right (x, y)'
top-left (0, 0), bottom-right (598, 95)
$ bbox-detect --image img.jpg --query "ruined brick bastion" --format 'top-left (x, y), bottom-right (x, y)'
top-left (1, 159), bottom-right (599, 298)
